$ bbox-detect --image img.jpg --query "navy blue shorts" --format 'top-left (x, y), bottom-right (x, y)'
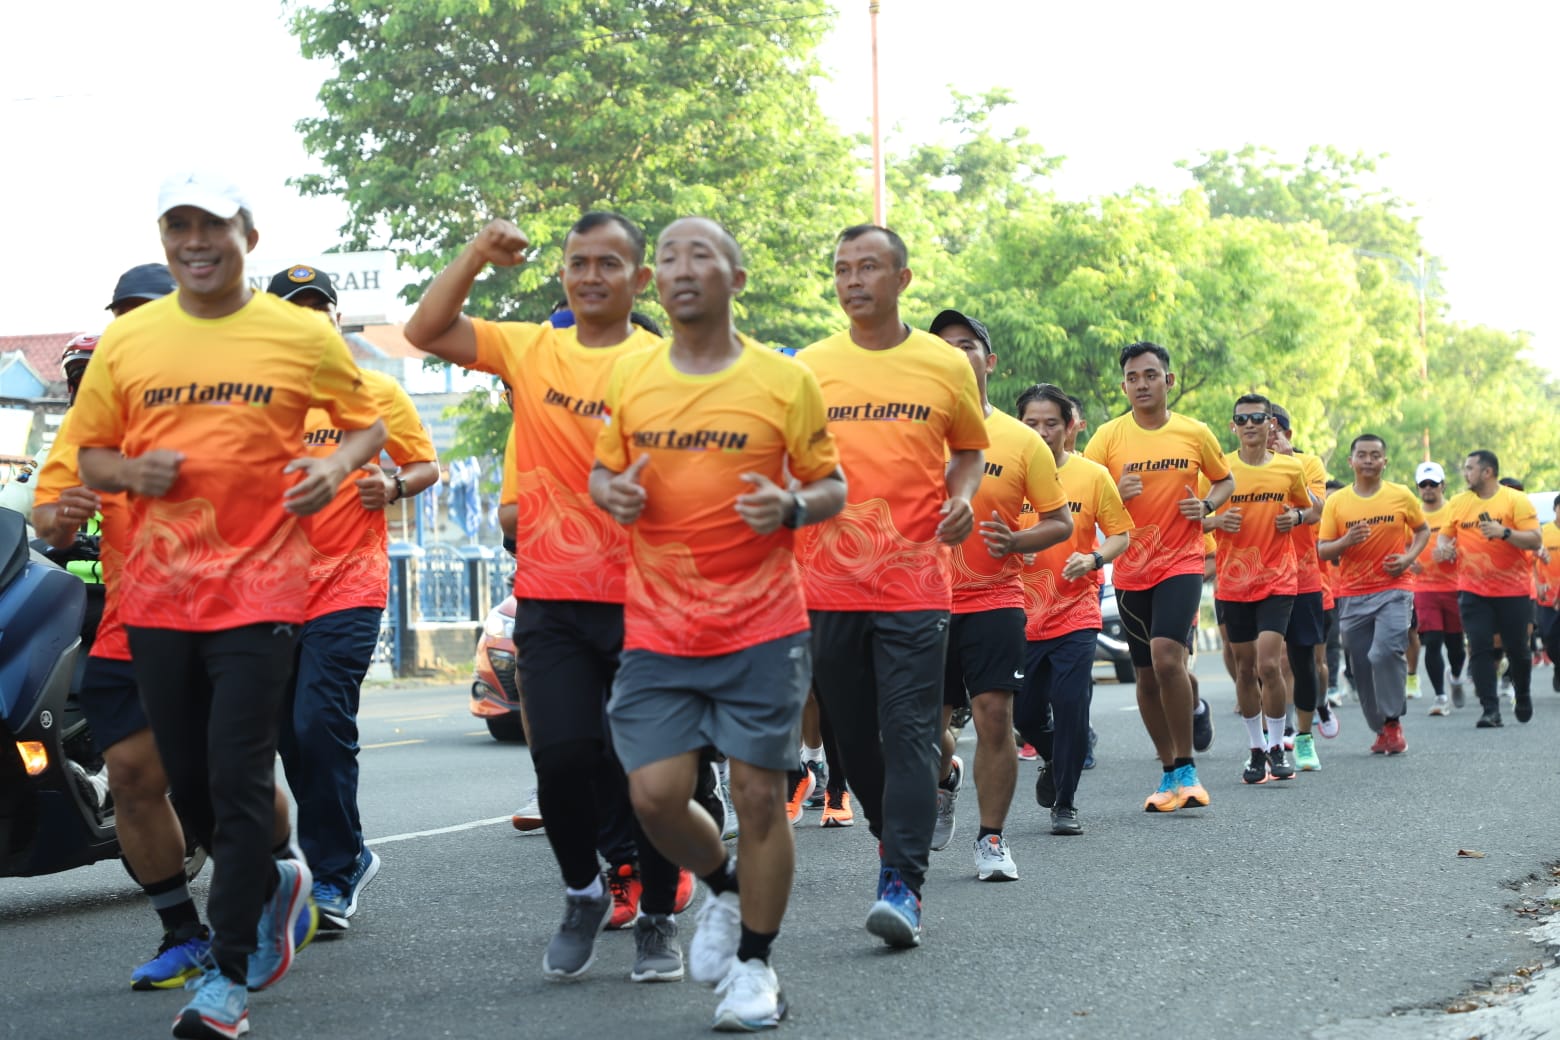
top-left (78, 656), bottom-right (147, 753)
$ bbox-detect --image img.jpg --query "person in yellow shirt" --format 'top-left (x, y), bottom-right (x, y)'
top-left (1433, 450), bottom-right (1542, 726)
top-left (927, 310), bottom-right (1071, 880)
top-left (591, 217), bottom-right (845, 1030)
top-left (1083, 342), bottom-right (1233, 813)
top-left (1318, 435), bottom-right (1430, 755)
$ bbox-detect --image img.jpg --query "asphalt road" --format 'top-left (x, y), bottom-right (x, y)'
top-left (3, 663), bottom-right (1558, 1040)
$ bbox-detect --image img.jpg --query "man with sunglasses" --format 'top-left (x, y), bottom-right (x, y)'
top-left (1409, 462), bottom-right (1467, 715)
top-left (1318, 435), bottom-right (1431, 755)
top-left (1204, 396), bottom-right (1315, 782)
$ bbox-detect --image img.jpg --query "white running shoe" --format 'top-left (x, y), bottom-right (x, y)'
top-left (1315, 710), bottom-right (1340, 740)
top-left (689, 889), bottom-right (742, 985)
top-left (973, 834), bottom-right (1018, 882)
top-left (712, 957), bottom-right (787, 1031)
top-left (930, 755), bottom-right (961, 852)
top-left (511, 787), bottom-right (544, 833)
top-left (1428, 695), bottom-right (1450, 717)
top-left (717, 768), bottom-right (739, 841)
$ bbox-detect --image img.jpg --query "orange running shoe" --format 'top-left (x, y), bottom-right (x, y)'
top-left (1177, 764), bottom-right (1210, 807)
top-left (1368, 728), bottom-right (1391, 755)
top-left (672, 868), bottom-right (695, 914)
top-left (606, 861), bottom-right (642, 930)
top-left (820, 790), bottom-right (854, 827)
top-left (784, 767), bottom-right (815, 827)
top-left (1143, 771), bottom-right (1184, 813)
top-left (1384, 719), bottom-right (1407, 755)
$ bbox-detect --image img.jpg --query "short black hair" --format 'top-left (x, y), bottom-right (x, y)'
top-left (836, 224), bottom-right (908, 269)
top-left (1016, 383), bottom-right (1074, 427)
top-left (568, 211), bottom-right (647, 266)
top-left (1350, 433), bottom-right (1386, 453)
top-left (1326, 479), bottom-right (1345, 491)
top-left (629, 310), bottom-right (663, 336)
top-left (1119, 341), bottom-right (1170, 372)
top-left (1499, 475), bottom-right (1524, 491)
top-left (1234, 393), bottom-right (1271, 411)
top-left (1468, 449), bottom-right (1500, 477)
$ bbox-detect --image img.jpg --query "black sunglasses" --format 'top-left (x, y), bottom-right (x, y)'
top-left (1231, 413), bottom-right (1269, 426)
top-left (1417, 480), bottom-right (1442, 489)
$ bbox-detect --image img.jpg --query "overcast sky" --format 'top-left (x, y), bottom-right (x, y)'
top-left (4, 1), bottom-right (1552, 372)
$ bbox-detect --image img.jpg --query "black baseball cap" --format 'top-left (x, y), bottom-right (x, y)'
top-left (928, 308), bottom-right (992, 353)
top-left (106, 263), bottom-right (175, 310)
top-left (267, 265), bottom-right (339, 305)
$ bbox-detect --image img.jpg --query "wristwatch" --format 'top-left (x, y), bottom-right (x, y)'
top-left (1091, 551), bottom-right (1104, 571)
top-left (392, 476), bottom-right (408, 503)
top-left (1501, 526), bottom-right (1511, 541)
top-left (783, 492), bottom-right (808, 530)
top-left (1201, 498), bottom-right (1215, 517)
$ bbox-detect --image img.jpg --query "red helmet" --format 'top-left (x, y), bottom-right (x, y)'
top-left (62, 334), bottom-right (100, 395)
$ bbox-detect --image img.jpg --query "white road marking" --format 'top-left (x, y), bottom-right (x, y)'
top-left (362, 738), bottom-right (426, 750)
top-left (367, 816), bottom-right (512, 846)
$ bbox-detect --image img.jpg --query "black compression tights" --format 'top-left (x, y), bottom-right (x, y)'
top-left (1287, 641), bottom-right (1319, 713)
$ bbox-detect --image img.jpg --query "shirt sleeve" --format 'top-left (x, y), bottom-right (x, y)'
top-left (499, 436), bottom-right (517, 507)
top-left (470, 318), bottom-right (542, 381)
top-left (783, 368), bottom-right (840, 484)
top-left (68, 339), bottom-right (125, 449)
top-left (378, 378), bottom-right (438, 466)
top-left (593, 358), bottom-right (631, 473)
top-left (1023, 438), bottom-right (1066, 514)
top-left (311, 336), bottom-right (379, 431)
top-left (1319, 495), bottom-right (1341, 541)
top-left (31, 411), bottom-right (80, 509)
top-left (945, 363), bottom-right (990, 452)
top-left (1287, 465), bottom-right (1312, 508)
top-left (1095, 468), bottom-right (1134, 537)
top-left (1197, 423), bottom-right (1231, 482)
top-left (1512, 490), bottom-right (1540, 531)
top-left (1402, 489), bottom-right (1426, 528)
top-left (1082, 425), bottom-right (1109, 469)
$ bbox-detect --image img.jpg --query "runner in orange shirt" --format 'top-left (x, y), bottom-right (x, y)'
top-left (1433, 450), bottom-right (1542, 726)
top-left (1409, 461), bottom-right (1468, 715)
top-left (796, 225), bottom-right (988, 948)
top-left (268, 267), bottom-right (440, 931)
top-left (1009, 383), bottom-right (1131, 835)
top-left (926, 310), bottom-right (1071, 880)
top-left (1266, 403), bottom-right (1332, 767)
top-left (404, 213), bottom-right (689, 981)
top-left (591, 217), bottom-right (844, 1030)
top-left (1083, 342), bottom-right (1233, 812)
top-left (72, 172), bottom-right (386, 1037)
top-left (1318, 435), bottom-right (1430, 755)
top-left (1204, 395), bottom-right (1314, 784)
top-left (1534, 498), bottom-right (1560, 691)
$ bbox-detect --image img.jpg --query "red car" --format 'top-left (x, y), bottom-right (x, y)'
top-left (471, 595), bottom-right (524, 742)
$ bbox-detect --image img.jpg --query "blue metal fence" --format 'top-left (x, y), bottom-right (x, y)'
top-left (417, 542), bottom-right (470, 622)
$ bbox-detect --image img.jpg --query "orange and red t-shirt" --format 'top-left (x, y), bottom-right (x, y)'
top-left (1082, 412), bottom-right (1230, 592)
top-left (1318, 482), bottom-right (1426, 598)
top-left (1020, 453), bottom-right (1133, 640)
top-left (794, 329), bottom-right (989, 612)
top-left (70, 292), bottom-right (380, 631)
top-left (471, 319), bottom-right (660, 605)
top-left (950, 409), bottom-right (1066, 614)
top-left (1290, 452), bottom-right (1328, 595)
top-left (596, 337), bottom-right (839, 656)
top-left (32, 409), bottom-right (131, 660)
top-left (1441, 485), bottom-right (1540, 598)
top-left (1413, 500), bottom-right (1459, 593)
top-left (300, 369), bottom-right (437, 619)
top-left (1535, 524), bottom-right (1560, 608)
top-left (1210, 451), bottom-right (1312, 602)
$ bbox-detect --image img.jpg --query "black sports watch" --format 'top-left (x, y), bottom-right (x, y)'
top-left (783, 492), bottom-right (808, 530)
top-left (1500, 526), bottom-right (1511, 541)
top-left (1091, 551), bottom-right (1104, 571)
top-left (393, 476), bottom-right (408, 503)
top-left (1201, 498), bottom-right (1215, 517)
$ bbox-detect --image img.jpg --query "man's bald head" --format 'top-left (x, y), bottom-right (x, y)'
top-left (658, 216), bottom-right (743, 269)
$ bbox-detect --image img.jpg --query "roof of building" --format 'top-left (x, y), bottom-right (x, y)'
top-left (0, 333), bottom-right (82, 384)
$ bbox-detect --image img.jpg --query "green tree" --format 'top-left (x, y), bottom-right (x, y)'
top-left (291, 0), bottom-right (867, 461)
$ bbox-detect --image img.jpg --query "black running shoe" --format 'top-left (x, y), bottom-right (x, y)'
top-left (1267, 745), bottom-right (1295, 781)
top-left (1241, 748), bottom-right (1269, 785)
top-left (1475, 711), bottom-right (1504, 729)
top-left (1514, 689), bottom-right (1533, 723)
top-left (1034, 761), bottom-right (1056, 808)
top-left (1192, 700), bottom-right (1214, 753)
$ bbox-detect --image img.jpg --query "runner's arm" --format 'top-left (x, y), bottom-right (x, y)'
top-left (404, 220), bottom-right (531, 366)
top-left (1006, 503), bottom-right (1072, 554)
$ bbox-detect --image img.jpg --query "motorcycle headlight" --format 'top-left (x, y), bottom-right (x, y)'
top-left (483, 608), bottom-right (515, 641)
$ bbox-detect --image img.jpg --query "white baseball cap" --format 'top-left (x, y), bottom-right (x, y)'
top-left (1414, 461), bottom-right (1446, 484)
top-left (156, 170), bottom-right (250, 221)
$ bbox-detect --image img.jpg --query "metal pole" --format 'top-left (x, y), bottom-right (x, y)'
top-left (870, 0), bottom-right (885, 226)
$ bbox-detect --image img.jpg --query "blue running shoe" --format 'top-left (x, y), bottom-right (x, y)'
top-left (343, 846), bottom-right (381, 919)
top-left (132, 928), bottom-right (211, 991)
top-left (295, 898), bottom-right (320, 952)
top-left (313, 880), bottom-right (350, 931)
top-left (246, 858), bottom-right (312, 992)
top-left (865, 867), bottom-right (921, 948)
top-left (172, 967), bottom-right (249, 1039)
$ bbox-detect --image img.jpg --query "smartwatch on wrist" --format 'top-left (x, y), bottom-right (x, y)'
top-left (1501, 526), bottom-right (1511, 541)
top-left (783, 492), bottom-right (808, 530)
top-left (1091, 551), bottom-right (1104, 571)
top-left (1201, 498), bottom-right (1215, 517)
top-left (393, 476), bottom-right (408, 502)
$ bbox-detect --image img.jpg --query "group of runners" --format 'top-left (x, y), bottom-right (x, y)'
top-left (26, 172), bottom-right (1557, 1038)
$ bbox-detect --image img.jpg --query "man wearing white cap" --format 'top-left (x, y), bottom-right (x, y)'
top-left (71, 171), bottom-right (386, 1040)
top-left (1410, 462), bottom-right (1467, 714)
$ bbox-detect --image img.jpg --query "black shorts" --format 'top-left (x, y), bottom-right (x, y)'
top-left (77, 656), bottom-right (148, 753)
top-left (1117, 574), bottom-right (1203, 669)
top-left (514, 599), bottom-right (623, 753)
top-left (1217, 596), bottom-right (1295, 644)
top-left (943, 607), bottom-right (1026, 707)
top-left (1286, 591), bottom-right (1326, 647)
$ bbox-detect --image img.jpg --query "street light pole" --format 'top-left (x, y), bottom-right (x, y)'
top-left (869, 0), bottom-right (885, 226)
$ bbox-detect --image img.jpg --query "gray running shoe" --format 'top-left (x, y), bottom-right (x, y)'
top-left (1050, 807), bottom-right (1083, 836)
top-left (930, 755), bottom-right (961, 851)
top-left (630, 913), bottom-right (684, 982)
top-left (542, 884), bottom-right (612, 980)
